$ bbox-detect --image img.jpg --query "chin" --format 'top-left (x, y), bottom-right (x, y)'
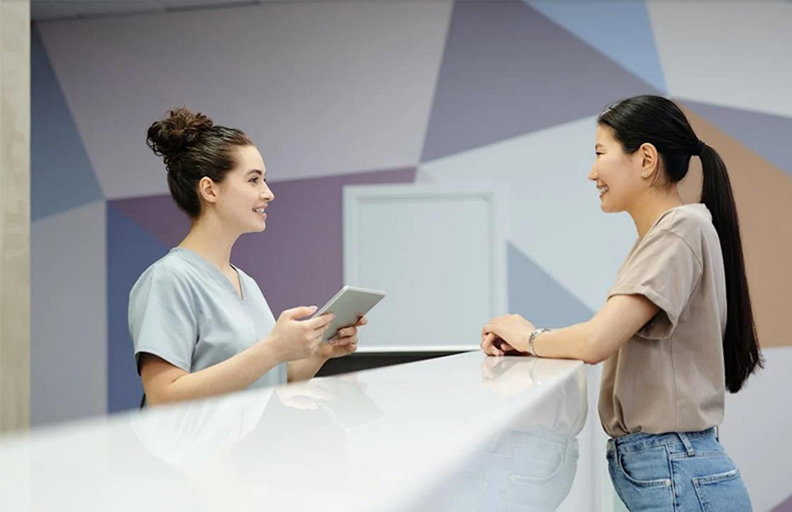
top-left (599, 196), bottom-right (622, 214)
top-left (243, 221), bottom-right (267, 234)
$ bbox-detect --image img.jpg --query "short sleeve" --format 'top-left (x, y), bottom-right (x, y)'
top-left (608, 231), bottom-right (702, 340)
top-left (128, 266), bottom-right (198, 374)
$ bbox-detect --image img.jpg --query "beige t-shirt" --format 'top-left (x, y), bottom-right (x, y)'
top-left (598, 204), bottom-right (727, 438)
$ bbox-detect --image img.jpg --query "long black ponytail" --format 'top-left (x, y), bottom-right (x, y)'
top-left (598, 95), bottom-right (763, 393)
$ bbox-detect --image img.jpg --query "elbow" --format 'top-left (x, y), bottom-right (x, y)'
top-left (582, 352), bottom-right (607, 366)
top-left (581, 327), bottom-right (610, 366)
top-left (143, 377), bottom-right (186, 407)
top-left (142, 390), bottom-right (172, 407)
top-left (581, 349), bottom-right (605, 366)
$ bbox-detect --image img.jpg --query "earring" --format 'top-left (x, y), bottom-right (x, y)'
top-left (642, 172), bottom-right (650, 178)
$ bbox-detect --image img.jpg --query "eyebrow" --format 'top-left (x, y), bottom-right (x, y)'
top-left (246, 169), bottom-right (265, 177)
top-left (595, 144), bottom-right (604, 150)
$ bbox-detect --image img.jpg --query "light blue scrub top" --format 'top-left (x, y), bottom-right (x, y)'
top-left (128, 247), bottom-right (287, 389)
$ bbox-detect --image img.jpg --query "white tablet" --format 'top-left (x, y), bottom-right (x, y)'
top-left (312, 285), bottom-right (385, 343)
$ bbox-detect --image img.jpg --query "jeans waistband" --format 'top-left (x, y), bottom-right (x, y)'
top-left (607, 426), bottom-right (718, 453)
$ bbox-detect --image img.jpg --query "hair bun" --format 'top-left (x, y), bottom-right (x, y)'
top-left (146, 107), bottom-right (214, 163)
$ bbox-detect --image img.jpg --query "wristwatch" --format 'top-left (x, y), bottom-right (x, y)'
top-left (528, 327), bottom-right (551, 357)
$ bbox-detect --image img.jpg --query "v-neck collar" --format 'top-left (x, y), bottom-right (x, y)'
top-left (170, 247), bottom-right (246, 301)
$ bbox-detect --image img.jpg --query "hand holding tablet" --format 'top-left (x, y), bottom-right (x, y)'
top-left (311, 286), bottom-right (385, 343)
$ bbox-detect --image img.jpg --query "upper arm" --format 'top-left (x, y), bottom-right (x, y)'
top-left (607, 231), bottom-right (702, 341)
top-left (129, 266), bottom-right (197, 377)
top-left (585, 294), bottom-right (660, 364)
top-left (139, 352), bottom-right (188, 405)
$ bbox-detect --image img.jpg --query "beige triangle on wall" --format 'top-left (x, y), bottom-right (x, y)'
top-left (679, 103), bottom-right (792, 348)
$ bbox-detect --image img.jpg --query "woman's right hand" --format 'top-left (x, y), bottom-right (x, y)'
top-left (263, 306), bottom-right (335, 363)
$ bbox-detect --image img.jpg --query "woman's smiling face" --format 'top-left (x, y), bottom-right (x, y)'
top-left (212, 145), bottom-right (275, 234)
top-left (588, 125), bottom-right (646, 214)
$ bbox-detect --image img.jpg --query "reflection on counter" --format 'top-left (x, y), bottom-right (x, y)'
top-left (130, 355), bottom-right (586, 512)
top-left (419, 357), bottom-right (586, 511)
top-left (0, 352), bottom-right (586, 512)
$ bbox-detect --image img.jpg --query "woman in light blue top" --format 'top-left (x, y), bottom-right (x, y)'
top-left (129, 107), bottom-right (365, 406)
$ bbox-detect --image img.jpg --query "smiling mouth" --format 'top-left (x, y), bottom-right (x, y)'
top-left (597, 185), bottom-right (609, 197)
top-left (253, 208), bottom-right (267, 218)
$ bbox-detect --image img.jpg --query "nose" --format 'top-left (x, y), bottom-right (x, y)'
top-left (587, 165), bottom-right (597, 182)
top-left (260, 183), bottom-right (275, 202)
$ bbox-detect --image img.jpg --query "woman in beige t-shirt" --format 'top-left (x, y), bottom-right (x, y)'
top-left (480, 96), bottom-right (762, 511)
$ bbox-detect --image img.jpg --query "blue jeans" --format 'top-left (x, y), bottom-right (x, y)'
top-left (606, 427), bottom-right (752, 511)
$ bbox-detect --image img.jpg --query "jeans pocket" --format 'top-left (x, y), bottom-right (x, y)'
top-left (617, 446), bottom-right (673, 488)
top-left (693, 468), bottom-right (753, 512)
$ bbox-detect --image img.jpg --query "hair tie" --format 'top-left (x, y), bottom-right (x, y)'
top-left (692, 139), bottom-right (705, 156)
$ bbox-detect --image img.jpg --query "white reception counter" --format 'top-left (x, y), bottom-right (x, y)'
top-left (0, 352), bottom-right (588, 511)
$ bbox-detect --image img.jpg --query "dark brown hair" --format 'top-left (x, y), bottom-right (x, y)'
top-left (146, 107), bottom-right (253, 219)
top-left (598, 95), bottom-right (763, 393)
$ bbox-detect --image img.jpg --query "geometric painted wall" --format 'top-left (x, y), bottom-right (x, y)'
top-left (32, 2), bottom-right (792, 510)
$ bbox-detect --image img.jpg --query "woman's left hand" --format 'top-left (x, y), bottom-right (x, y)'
top-left (317, 317), bottom-right (368, 360)
top-left (481, 314), bottom-right (536, 356)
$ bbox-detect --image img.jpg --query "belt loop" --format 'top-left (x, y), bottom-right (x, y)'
top-left (678, 432), bottom-right (695, 456)
top-left (715, 426), bottom-right (720, 442)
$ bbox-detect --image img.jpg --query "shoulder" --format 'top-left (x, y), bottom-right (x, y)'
top-left (657, 205), bottom-right (712, 236)
top-left (649, 205), bottom-right (714, 260)
top-left (131, 251), bottom-right (197, 297)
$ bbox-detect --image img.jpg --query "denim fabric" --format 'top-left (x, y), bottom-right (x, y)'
top-left (606, 427), bottom-right (752, 511)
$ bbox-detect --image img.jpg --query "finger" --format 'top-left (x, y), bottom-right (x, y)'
top-left (490, 334), bottom-right (505, 357)
top-left (329, 341), bottom-right (357, 357)
top-left (481, 322), bottom-right (498, 337)
top-left (336, 334), bottom-right (356, 345)
top-left (481, 333), bottom-right (500, 356)
top-left (501, 342), bottom-right (517, 352)
top-left (336, 326), bottom-right (357, 339)
top-left (481, 317), bottom-right (501, 337)
top-left (284, 305), bottom-right (319, 320)
top-left (330, 335), bottom-right (354, 347)
top-left (306, 313), bottom-right (335, 331)
top-left (311, 331), bottom-right (326, 346)
top-left (355, 316), bottom-right (368, 327)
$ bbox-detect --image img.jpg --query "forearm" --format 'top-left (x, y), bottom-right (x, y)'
top-left (531, 321), bottom-right (600, 364)
top-left (151, 341), bottom-right (281, 405)
top-left (287, 353), bottom-right (329, 383)
top-left (532, 294), bottom-right (660, 364)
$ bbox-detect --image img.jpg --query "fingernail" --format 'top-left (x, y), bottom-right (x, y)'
top-left (309, 305), bottom-right (317, 310)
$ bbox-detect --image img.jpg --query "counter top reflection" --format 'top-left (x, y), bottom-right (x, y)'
top-left (0, 352), bottom-right (587, 512)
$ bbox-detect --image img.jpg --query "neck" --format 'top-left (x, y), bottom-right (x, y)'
top-left (178, 214), bottom-right (239, 271)
top-left (628, 187), bottom-right (685, 239)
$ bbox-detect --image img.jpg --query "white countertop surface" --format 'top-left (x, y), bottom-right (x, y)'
top-left (0, 352), bottom-right (587, 512)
